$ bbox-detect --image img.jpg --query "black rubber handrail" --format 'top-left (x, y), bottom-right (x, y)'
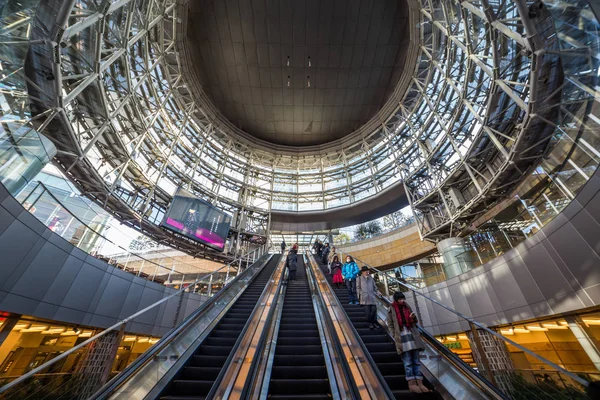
top-left (304, 253), bottom-right (362, 399)
top-left (204, 256), bottom-right (283, 399)
top-left (237, 259), bottom-right (288, 398)
top-left (90, 253), bottom-right (273, 399)
top-left (307, 253), bottom-right (397, 399)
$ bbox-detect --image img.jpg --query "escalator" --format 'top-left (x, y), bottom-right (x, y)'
top-left (268, 256), bottom-right (332, 399)
top-left (316, 258), bottom-right (439, 400)
top-left (158, 256), bottom-right (280, 400)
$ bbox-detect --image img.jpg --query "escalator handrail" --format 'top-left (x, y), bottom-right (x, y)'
top-left (335, 249), bottom-right (591, 389)
top-left (205, 255), bottom-right (285, 399)
top-left (237, 259), bottom-right (288, 399)
top-left (375, 294), bottom-right (509, 400)
top-left (304, 253), bottom-right (362, 399)
top-left (306, 252), bottom-right (397, 400)
top-left (90, 253), bottom-right (274, 399)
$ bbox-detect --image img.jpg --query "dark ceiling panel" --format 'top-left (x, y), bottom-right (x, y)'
top-left (187, 0), bottom-right (409, 146)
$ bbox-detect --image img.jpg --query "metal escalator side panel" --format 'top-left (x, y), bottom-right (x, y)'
top-left (304, 253), bottom-right (355, 399)
top-left (207, 254), bottom-right (288, 399)
top-left (95, 254), bottom-right (276, 400)
top-left (305, 252), bottom-right (393, 400)
top-left (264, 255), bottom-right (333, 400)
top-left (247, 265), bottom-right (287, 398)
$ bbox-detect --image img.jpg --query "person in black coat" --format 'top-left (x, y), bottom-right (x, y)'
top-left (285, 244), bottom-right (299, 281)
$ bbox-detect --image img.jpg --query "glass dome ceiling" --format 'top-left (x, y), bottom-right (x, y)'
top-left (21, 0), bottom-right (574, 251)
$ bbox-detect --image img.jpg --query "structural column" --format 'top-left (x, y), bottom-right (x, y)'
top-left (436, 237), bottom-right (475, 279)
top-left (467, 328), bottom-right (515, 395)
top-left (75, 326), bottom-right (125, 399)
top-left (567, 316), bottom-right (600, 371)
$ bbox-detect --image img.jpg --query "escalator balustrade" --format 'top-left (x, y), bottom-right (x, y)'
top-left (268, 256), bottom-right (332, 400)
top-left (158, 257), bottom-right (280, 400)
top-left (316, 257), bottom-right (440, 400)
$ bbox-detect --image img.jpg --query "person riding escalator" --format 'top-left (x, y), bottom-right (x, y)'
top-left (387, 291), bottom-right (431, 395)
top-left (285, 244), bottom-right (298, 282)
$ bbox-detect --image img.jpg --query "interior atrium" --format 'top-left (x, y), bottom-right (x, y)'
top-left (0, 0), bottom-right (599, 398)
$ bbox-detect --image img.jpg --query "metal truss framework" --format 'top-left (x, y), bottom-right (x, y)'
top-left (20, 0), bottom-right (567, 253)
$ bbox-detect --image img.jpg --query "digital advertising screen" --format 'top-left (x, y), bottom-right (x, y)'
top-left (160, 188), bottom-right (232, 251)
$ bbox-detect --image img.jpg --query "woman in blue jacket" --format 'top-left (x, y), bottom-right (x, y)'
top-left (342, 256), bottom-right (360, 305)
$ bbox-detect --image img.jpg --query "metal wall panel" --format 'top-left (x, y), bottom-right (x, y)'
top-left (419, 168), bottom-right (600, 335)
top-left (0, 189), bottom-right (207, 336)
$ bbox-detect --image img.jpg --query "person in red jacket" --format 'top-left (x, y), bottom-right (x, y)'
top-left (386, 291), bottom-right (431, 394)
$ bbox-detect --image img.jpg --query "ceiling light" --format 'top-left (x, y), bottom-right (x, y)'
top-left (542, 323), bottom-right (568, 330)
top-left (308, 57), bottom-right (311, 67)
top-left (582, 319), bottom-right (600, 326)
top-left (20, 325), bottom-right (48, 332)
top-left (500, 328), bottom-right (514, 335)
top-left (41, 328), bottom-right (66, 334)
top-left (287, 76), bottom-right (290, 87)
top-left (78, 331), bottom-right (92, 337)
top-left (307, 76), bottom-right (310, 88)
top-left (286, 56), bottom-right (290, 67)
top-left (513, 327), bottom-right (530, 334)
top-left (526, 325), bottom-right (548, 331)
top-left (14, 323), bottom-right (29, 330)
top-left (123, 336), bottom-right (137, 342)
top-left (458, 334), bottom-right (468, 340)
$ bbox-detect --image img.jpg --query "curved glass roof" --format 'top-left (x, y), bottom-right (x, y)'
top-left (20, 0), bottom-right (568, 243)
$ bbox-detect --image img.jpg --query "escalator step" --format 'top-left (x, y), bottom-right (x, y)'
top-left (278, 337), bottom-right (321, 346)
top-left (190, 355), bottom-right (227, 367)
top-left (377, 362), bottom-right (405, 375)
top-left (196, 345), bottom-right (234, 356)
top-left (267, 395), bottom-right (331, 400)
top-left (269, 379), bottom-right (331, 394)
top-left (384, 375), bottom-right (409, 390)
top-left (273, 354), bottom-right (326, 366)
top-left (181, 366), bottom-right (221, 380)
top-left (271, 365), bottom-right (328, 379)
top-left (170, 379), bottom-right (214, 394)
top-left (275, 345), bottom-right (323, 355)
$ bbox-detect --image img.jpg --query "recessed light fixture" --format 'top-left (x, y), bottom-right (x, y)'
top-left (287, 76), bottom-right (291, 87)
top-left (308, 56), bottom-right (311, 67)
top-left (286, 56), bottom-right (290, 67)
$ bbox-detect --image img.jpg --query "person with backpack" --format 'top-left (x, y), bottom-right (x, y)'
top-left (285, 244), bottom-right (299, 281)
top-left (281, 240), bottom-right (286, 254)
top-left (387, 291), bottom-right (431, 394)
top-left (330, 255), bottom-right (343, 289)
top-left (342, 256), bottom-right (360, 304)
top-left (356, 266), bottom-right (380, 329)
top-left (321, 243), bottom-right (330, 265)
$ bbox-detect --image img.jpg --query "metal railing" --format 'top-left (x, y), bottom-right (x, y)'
top-left (0, 245), bottom-right (269, 400)
top-left (332, 248), bottom-right (593, 399)
top-left (17, 180), bottom-right (243, 290)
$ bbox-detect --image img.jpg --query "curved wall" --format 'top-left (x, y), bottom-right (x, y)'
top-left (415, 167), bottom-right (600, 336)
top-left (0, 183), bottom-right (207, 337)
top-left (337, 223), bottom-right (436, 269)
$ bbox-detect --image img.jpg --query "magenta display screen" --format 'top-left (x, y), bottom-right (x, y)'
top-left (161, 188), bottom-right (232, 251)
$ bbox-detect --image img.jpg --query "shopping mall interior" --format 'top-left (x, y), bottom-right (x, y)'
top-left (0, 0), bottom-right (599, 398)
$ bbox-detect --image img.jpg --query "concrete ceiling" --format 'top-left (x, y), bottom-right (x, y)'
top-left (187, 0), bottom-right (410, 147)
